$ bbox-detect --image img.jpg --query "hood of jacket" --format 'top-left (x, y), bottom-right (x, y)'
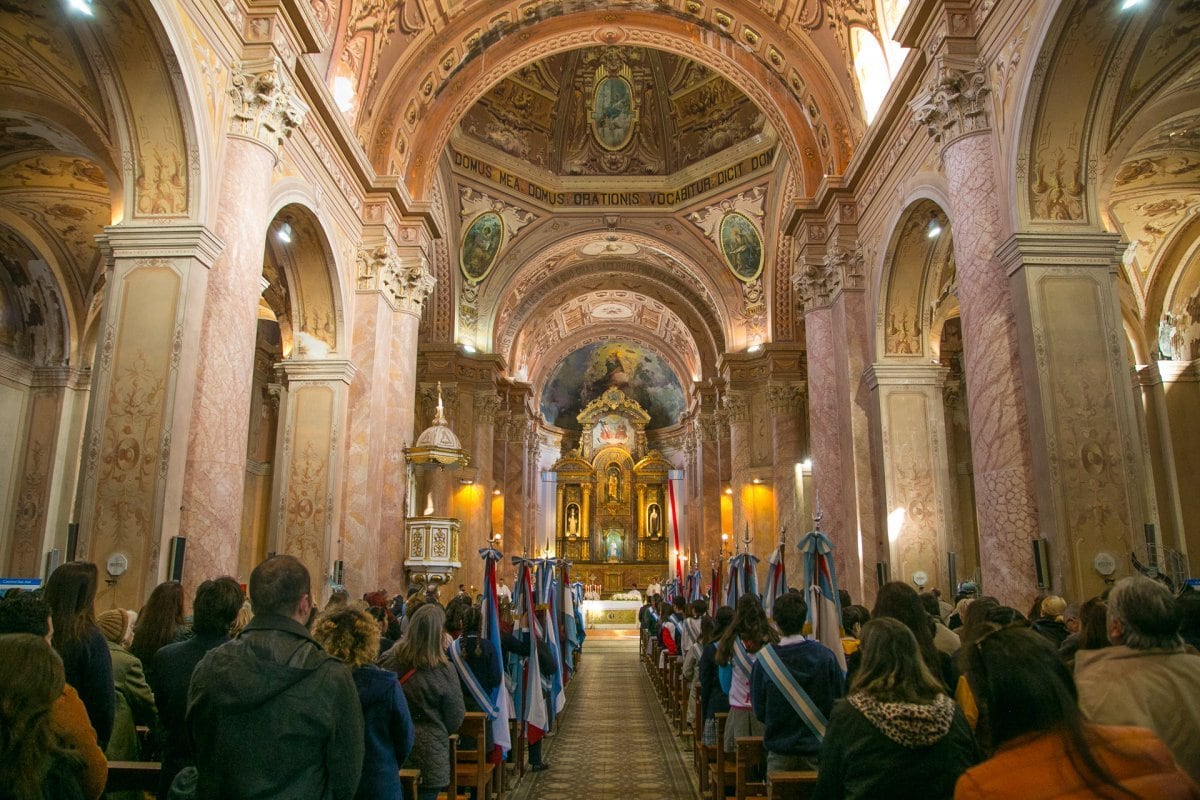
top-left (848, 692), bottom-right (956, 748)
top-left (195, 613), bottom-right (336, 712)
top-left (353, 663), bottom-right (398, 704)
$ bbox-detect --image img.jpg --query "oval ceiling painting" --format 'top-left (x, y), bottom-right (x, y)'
top-left (719, 211), bottom-right (763, 282)
top-left (460, 212), bottom-right (504, 282)
top-left (540, 341), bottom-right (685, 431)
top-left (591, 75), bottom-right (636, 151)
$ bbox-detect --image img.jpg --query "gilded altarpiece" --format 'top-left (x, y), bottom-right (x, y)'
top-left (550, 387), bottom-right (673, 595)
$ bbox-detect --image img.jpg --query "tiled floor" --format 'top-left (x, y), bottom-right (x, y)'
top-left (509, 638), bottom-right (698, 800)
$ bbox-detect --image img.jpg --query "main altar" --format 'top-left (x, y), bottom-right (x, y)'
top-left (550, 386), bottom-right (673, 598)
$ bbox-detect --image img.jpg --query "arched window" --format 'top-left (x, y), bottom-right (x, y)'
top-left (852, 27), bottom-right (892, 124)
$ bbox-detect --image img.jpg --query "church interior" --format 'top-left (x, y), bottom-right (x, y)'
top-left (1, 0), bottom-right (1198, 616)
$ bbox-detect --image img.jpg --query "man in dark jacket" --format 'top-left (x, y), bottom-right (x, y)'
top-left (750, 591), bottom-right (844, 772)
top-left (187, 556), bottom-right (364, 800)
top-left (151, 576), bottom-right (243, 797)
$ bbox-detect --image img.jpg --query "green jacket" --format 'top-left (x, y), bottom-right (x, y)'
top-left (104, 641), bottom-right (157, 761)
top-left (186, 613), bottom-right (365, 800)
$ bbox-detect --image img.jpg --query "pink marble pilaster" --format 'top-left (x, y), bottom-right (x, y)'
top-left (943, 132), bottom-right (1040, 605)
top-left (770, 385), bottom-right (804, 580)
top-left (381, 308), bottom-right (423, 590)
top-left (178, 139), bottom-right (276, 589)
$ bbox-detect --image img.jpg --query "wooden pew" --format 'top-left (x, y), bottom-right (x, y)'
top-left (707, 713), bottom-right (736, 800)
top-left (694, 692), bottom-right (713, 794)
top-left (735, 736), bottom-right (767, 800)
top-left (455, 712), bottom-right (500, 800)
top-left (767, 770), bottom-right (819, 800)
top-left (399, 768), bottom-right (420, 799)
top-left (104, 760), bottom-right (162, 793)
top-left (439, 734), bottom-right (460, 800)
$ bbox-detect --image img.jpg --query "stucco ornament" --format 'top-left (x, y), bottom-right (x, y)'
top-left (228, 57), bottom-right (308, 154)
top-left (910, 58), bottom-right (991, 145)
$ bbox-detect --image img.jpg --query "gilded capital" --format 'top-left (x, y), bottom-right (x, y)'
top-left (910, 59), bottom-right (991, 145)
top-left (228, 57), bottom-right (307, 154)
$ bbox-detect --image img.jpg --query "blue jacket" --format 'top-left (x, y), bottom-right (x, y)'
top-left (353, 664), bottom-right (415, 800)
top-left (750, 637), bottom-right (844, 756)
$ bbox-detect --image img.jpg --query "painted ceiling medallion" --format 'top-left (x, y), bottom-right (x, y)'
top-left (591, 302), bottom-right (634, 319)
top-left (591, 61), bottom-right (637, 151)
top-left (460, 211), bottom-right (503, 282)
top-left (719, 211), bottom-right (764, 282)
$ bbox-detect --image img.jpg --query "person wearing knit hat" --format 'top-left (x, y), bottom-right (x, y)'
top-left (98, 607), bottom-right (157, 774)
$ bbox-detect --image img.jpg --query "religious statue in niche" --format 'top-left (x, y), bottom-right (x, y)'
top-left (720, 211), bottom-right (764, 281)
top-left (605, 529), bottom-right (623, 562)
top-left (647, 503), bottom-right (661, 537)
top-left (565, 503), bottom-right (581, 537)
top-left (606, 466), bottom-right (620, 501)
top-left (460, 212), bottom-right (503, 282)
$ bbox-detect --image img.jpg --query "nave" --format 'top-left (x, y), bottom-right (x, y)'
top-left (512, 634), bottom-right (698, 800)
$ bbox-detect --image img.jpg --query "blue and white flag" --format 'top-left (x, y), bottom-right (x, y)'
top-left (479, 546), bottom-right (513, 758)
top-left (799, 530), bottom-right (846, 671)
top-left (764, 543), bottom-right (787, 619)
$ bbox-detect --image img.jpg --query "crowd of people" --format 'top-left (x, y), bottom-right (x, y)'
top-left (642, 576), bottom-right (1200, 799)
top-left (0, 557), bottom-right (553, 800)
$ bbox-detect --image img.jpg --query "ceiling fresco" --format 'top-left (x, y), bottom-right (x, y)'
top-left (457, 46), bottom-right (768, 177)
top-left (539, 340), bottom-right (686, 432)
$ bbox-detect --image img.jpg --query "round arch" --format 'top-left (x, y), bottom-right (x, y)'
top-left (364, 8), bottom-right (857, 202)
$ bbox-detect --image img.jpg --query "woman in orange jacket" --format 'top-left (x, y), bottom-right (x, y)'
top-left (954, 626), bottom-right (1198, 799)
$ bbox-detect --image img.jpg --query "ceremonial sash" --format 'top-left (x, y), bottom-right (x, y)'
top-left (757, 643), bottom-right (828, 740)
top-left (732, 637), bottom-right (756, 681)
top-left (449, 638), bottom-right (500, 718)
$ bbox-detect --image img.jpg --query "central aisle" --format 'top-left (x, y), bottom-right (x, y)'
top-left (509, 636), bottom-right (699, 800)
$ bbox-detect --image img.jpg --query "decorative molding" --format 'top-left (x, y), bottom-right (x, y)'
top-left (766, 382), bottom-right (804, 415)
top-left (910, 58), bottom-right (991, 146)
top-left (723, 392), bottom-right (750, 424)
top-left (228, 56), bottom-right (308, 154)
top-left (458, 187), bottom-right (537, 276)
top-left (685, 185), bottom-right (767, 245)
top-left (794, 241), bottom-right (862, 313)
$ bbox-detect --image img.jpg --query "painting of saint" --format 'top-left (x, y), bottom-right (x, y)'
top-left (460, 212), bottom-right (503, 282)
top-left (593, 414), bottom-right (632, 450)
top-left (719, 212), bottom-right (763, 282)
top-left (591, 75), bottom-right (636, 151)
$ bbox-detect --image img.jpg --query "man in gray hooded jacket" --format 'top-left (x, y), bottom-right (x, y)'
top-left (187, 555), bottom-right (364, 799)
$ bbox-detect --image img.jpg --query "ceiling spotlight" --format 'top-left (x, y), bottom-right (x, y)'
top-left (1119, 0), bottom-right (1143, 8)
top-left (67, 0), bottom-right (94, 15)
top-left (723, 487), bottom-right (733, 496)
top-left (462, 343), bottom-right (476, 354)
top-left (747, 342), bottom-right (762, 353)
top-left (752, 477), bottom-right (763, 485)
top-left (459, 477), bottom-right (475, 486)
top-left (926, 212), bottom-right (943, 239)
top-left (492, 489), bottom-right (502, 496)
top-left (276, 221), bottom-right (293, 243)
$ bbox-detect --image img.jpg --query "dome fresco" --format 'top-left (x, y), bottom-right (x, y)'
top-left (539, 341), bottom-right (686, 431)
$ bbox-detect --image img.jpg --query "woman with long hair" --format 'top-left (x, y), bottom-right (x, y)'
top-left (313, 605), bottom-right (414, 800)
top-left (130, 580), bottom-right (187, 679)
top-left (863, 582), bottom-right (955, 689)
top-left (380, 603), bottom-right (465, 800)
top-left (955, 626), bottom-right (1198, 798)
top-left (715, 594), bottom-right (780, 753)
top-left (43, 562), bottom-right (115, 749)
top-left (813, 618), bottom-right (979, 800)
top-left (0, 634), bottom-right (89, 800)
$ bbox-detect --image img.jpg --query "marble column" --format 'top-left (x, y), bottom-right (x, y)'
top-left (1155, 360), bottom-right (1200, 567)
top-left (267, 358), bottom-right (354, 602)
top-left (999, 232), bottom-right (1150, 599)
top-left (178, 57), bottom-right (307, 590)
top-left (694, 408), bottom-right (724, 575)
top-left (795, 236), bottom-right (878, 604)
top-left (77, 224), bottom-right (222, 608)
top-left (768, 382), bottom-right (805, 579)
top-left (3, 366), bottom-right (89, 576)
top-left (380, 256), bottom-right (436, 590)
top-left (724, 390), bottom-right (751, 546)
top-left (912, 60), bottom-right (1041, 605)
top-left (866, 365), bottom-right (955, 589)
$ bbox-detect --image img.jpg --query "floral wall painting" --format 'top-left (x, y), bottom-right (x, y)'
top-left (460, 211), bottom-right (503, 282)
top-left (539, 340), bottom-right (685, 431)
top-left (719, 211), bottom-right (763, 281)
top-left (591, 74), bottom-right (636, 151)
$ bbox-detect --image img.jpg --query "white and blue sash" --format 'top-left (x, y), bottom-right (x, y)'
top-left (449, 637), bottom-right (499, 719)
top-left (756, 643), bottom-right (828, 740)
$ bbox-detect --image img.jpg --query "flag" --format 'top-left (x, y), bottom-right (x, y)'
top-left (668, 478), bottom-right (684, 587)
top-left (726, 551), bottom-right (760, 607)
top-left (537, 557), bottom-right (566, 719)
top-left (479, 546), bottom-right (513, 761)
top-left (799, 530), bottom-right (846, 671)
top-left (764, 542), bottom-right (787, 618)
top-left (511, 556), bottom-right (548, 743)
top-left (712, 559), bottom-right (723, 613)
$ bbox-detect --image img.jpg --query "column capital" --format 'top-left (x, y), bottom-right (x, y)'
top-left (724, 391), bottom-right (750, 424)
top-left (228, 56), bottom-right (308, 155)
top-left (97, 224), bottom-right (225, 267)
top-left (1157, 360), bottom-right (1200, 384)
top-left (864, 363), bottom-right (950, 390)
top-left (910, 56), bottom-right (991, 146)
top-left (766, 382), bottom-right (805, 415)
top-left (274, 357), bottom-right (356, 384)
top-left (793, 240), bottom-right (863, 313)
top-left (355, 244), bottom-right (437, 315)
top-left (474, 390), bottom-right (502, 420)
